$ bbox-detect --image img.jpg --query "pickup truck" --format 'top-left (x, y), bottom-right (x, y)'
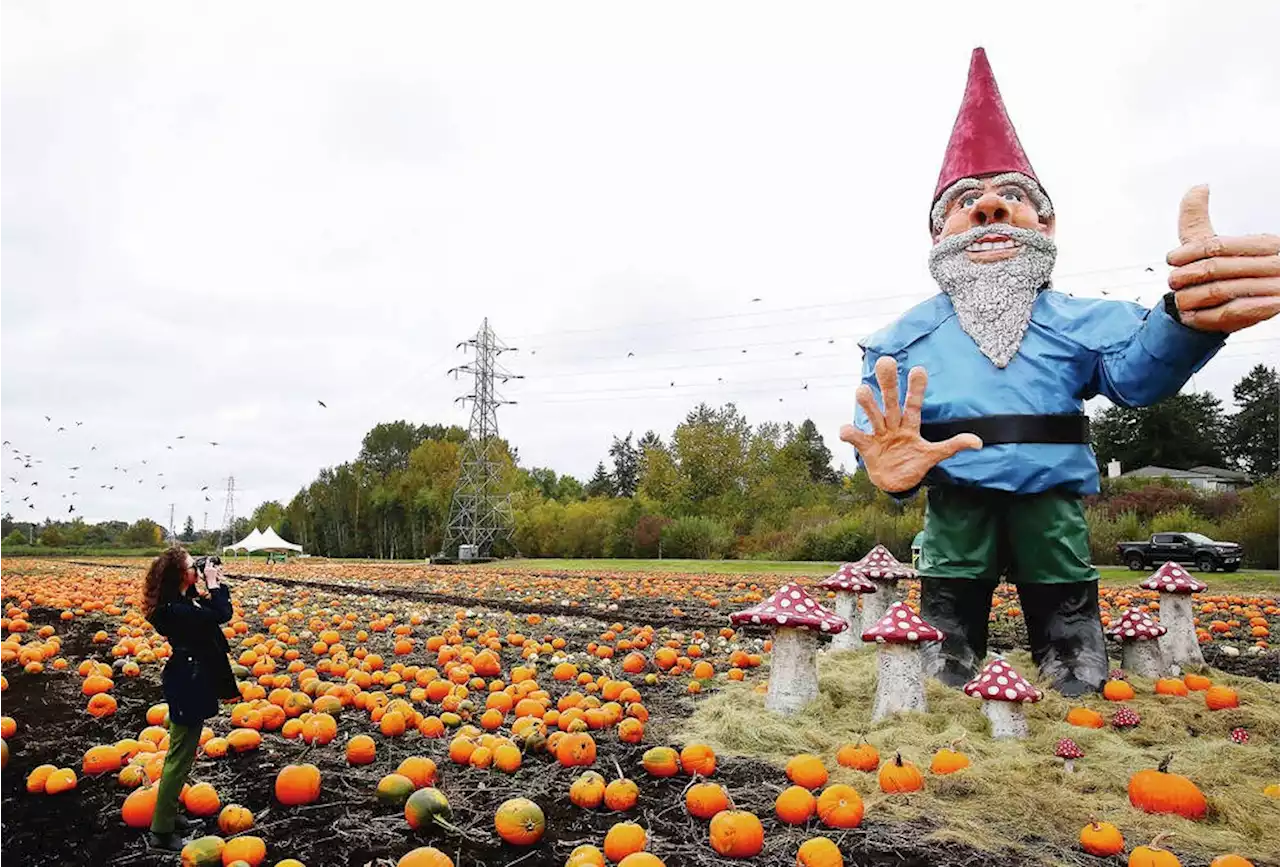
top-left (1115, 532), bottom-right (1243, 573)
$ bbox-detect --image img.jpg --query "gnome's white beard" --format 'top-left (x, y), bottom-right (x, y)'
top-left (928, 224), bottom-right (1057, 368)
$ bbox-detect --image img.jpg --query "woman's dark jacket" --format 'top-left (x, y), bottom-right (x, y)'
top-left (150, 584), bottom-right (239, 725)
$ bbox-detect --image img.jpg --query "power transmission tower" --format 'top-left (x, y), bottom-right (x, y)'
top-left (168, 503), bottom-right (176, 545)
top-left (213, 476), bottom-right (236, 550)
top-left (439, 318), bottom-right (522, 561)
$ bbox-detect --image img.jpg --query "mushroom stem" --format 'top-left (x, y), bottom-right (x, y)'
top-left (829, 591), bottom-right (858, 651)
top-left (1156, 592), bottom-right (1205, 671)
top-left (859, 579), bottom-right (900, 649)
top-left (1120, 639), bottom-right (1167, 679)
top-left (871, 643), bottom-right (927, 722)
top-left (1063, 758), bottom-right (1075, 774)
top-left (981, 700), bottom-right (1029, 739)
top-left (764, 627), bottom-right (820, 715)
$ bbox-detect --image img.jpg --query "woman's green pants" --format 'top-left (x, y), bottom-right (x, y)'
top-left (150, 721), bottom-right (200, 834)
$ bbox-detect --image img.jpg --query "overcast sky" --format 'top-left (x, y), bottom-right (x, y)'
top-left (3, 2), bottom-right (1278, 529)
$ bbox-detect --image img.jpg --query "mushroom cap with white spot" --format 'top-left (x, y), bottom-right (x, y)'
top-left (817, 563), bottom-right (878, 594)
top-left (849, 544), bottom-right (917, 582)
top-left (728, 582), bottom-right (849, 634)
top-left (1138, 561), bottom-right (1207, 594)
top-left (962, 657), bottom-right (1043, 703)
top-left (1105, 607), bottom-right (1167, 641)
top-left (1054, 738), bottom-right (1084, 759)
top-left (860, 600), bottom-right (943, 644)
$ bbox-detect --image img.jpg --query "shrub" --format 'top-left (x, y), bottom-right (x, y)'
top-left (660, 516), bottom-right (735, 559)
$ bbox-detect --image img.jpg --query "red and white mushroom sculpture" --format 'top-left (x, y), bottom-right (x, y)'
top-left (729, 582), bottom-right (848, 714)
top-left (861, 601), bottom-right (943, 722)
top-left (1106, 607), bottom-right (1169, 679)
top-left (1138, 562), bottom-right (1207, 670)
top-left (816, 564), bottom-right (878, 651)
top-left (849, 545), bottom-right (916, 642)
top-left (962, 656), bottom-right (1043, 739)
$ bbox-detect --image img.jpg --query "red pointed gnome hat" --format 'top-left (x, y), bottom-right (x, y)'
top-left (932, 48), bottom-right (1044, 220)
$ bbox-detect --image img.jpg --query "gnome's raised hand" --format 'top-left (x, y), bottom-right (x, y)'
top-left (840, 357), bottom-right (982, 493)
top-left (1168, 185), bottom-right (1280, 332)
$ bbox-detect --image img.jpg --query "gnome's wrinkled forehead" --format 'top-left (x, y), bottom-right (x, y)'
top-left (930, 48), bottom-right (1053, 235)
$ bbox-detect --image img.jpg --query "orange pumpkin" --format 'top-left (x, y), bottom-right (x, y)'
top-left (709, 810), bottom-right (765, 858)
top-left (1066, 707), bottom-right (1106, 729)
top-left (566, 844), bottom-right (607, 867)
top-left (878, 753), bottom-right (924, 794)
top-left (275, 763), bottom-right (321, 806)
top-left (183, 782), bottom-right (221, 816)
top-left (1154, 678), bottom-right (1189, 697)
top-left (396, 847), bottom-right (455, 867)
top-left (796, 837), bottom-right (844, 867)
top-left (44, 768), bottom-right (78, 794)
top-left (1104, 679), bottom-right (1136, 701)
top-left (816, 784), bottom-right (864, 829)
top-left (1128, 833), bottom-right (1182, 867)
top-left (570, 771), bottom-right (607, 809)
top-left (680, 743), bottom-right (716, 776)
top-left (605, 777), bottom-right (640, 812)
top-left (346, 735), bottom-right (376, 765)
top-left (836, 741), bottom-right (880, 772)
top-left (776, 785), bottom-right (817, 825)
top-left (603, 822), bottom-right (647, 862)
top-left (494, 798), bottom-right (545, 845)
top-left (217, 804), bottom-right (254, 834)
top-left (786, 754), bottom-right (829, 790)
top-left (493, 743), bottom-right (522, 774)
top-left (1204, 686), bottom-right (1239, 711)
top-left (1128, 755), bottom-right (1206, 820)
top-left (221, 835), bottom-right (266, 867)
top-left (122, 785), bottom-right (159, 828)
top-left (1183, 673), bottom-right (1212, 691)
top-left (686, 782), bottom-right (730, 819)
top-left (1208, 856), bottom-right (1253, 867)
top-left (1079, 821), bottom-right (1124, 857)
top-left (556, 732), bottom-right (597, 767)
top-left (929, 746), bottom-right (970, 775)
top-left (83, 744), bottom-right (122, 775)
top-left (396, 756), bottom-right (437, 788)
top-left (642, 746), bottom-right (680, 777)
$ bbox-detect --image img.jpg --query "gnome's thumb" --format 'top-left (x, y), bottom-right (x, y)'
top-left (1177, 185), bottom-right (1215, 244)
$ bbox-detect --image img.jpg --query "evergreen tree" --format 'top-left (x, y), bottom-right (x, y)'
top-left (181, 515), bottom-right (196, 542)
top-left (1228, 364), bottom-right (1278, 477)
top-left (584, 462), bottom-right (616, 498)
top-left (609, 433), bottom-right (640, 497)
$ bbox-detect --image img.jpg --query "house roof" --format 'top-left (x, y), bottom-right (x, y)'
top-left (1119, 465), bottom-right (1247, 482)
top-left (1188, 465), bottom-right (1251, 481)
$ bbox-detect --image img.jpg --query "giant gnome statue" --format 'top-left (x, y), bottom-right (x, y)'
top-left (840, 48), bottom-right (1280, 696)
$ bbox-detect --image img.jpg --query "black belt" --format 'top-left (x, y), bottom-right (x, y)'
top-left (919, 414), bottom-right (1089, 446)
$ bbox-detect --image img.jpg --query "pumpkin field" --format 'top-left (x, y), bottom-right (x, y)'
top-left (1, 557), bottom-right (1278, 867)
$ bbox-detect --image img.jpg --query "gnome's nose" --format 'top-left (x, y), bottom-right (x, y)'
top-left (970, 193), bottom-right (1010, 227)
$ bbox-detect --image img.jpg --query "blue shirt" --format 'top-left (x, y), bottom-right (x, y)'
top-left (854, 290), bottom-right (1225, 495)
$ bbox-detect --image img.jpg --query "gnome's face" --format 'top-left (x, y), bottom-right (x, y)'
top-left (928, 173), bottom-right (1057, 368)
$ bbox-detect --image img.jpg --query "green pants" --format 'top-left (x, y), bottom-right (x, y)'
top-left (919, 485), bottom-right (1098, 584)
top-left (151, 721), bottom-right (200, 834)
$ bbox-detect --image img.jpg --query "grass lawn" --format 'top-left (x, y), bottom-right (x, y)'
top-left (503, 558), bottom-right (1280, 594)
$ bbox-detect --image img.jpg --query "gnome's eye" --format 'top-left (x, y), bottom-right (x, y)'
top-left (999, 187), bottom-right (1025, 203)
top-left (960, 193), bottom-right (980, 208)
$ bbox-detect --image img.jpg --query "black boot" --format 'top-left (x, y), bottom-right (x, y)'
top-left (173, 814), bottom-right (200, 831)
top-left (1017, 582), bottom-right (1108, 697)
top-left (919, 578), bottom-right (996, 687)
top-left (147, 831), bottom-right (192, 852)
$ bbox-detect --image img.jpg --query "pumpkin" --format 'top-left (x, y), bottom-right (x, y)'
top-left (226, 728), bottom-right (262, 753)
top-left (275, 764), bottom-right (321, 806)
top-left (405, 787), bottom-right (457, 832)
top-left (603, 822), bottom-right (647, 862)
top-left (679, 744), bottom-right (717, 777)
top-left (122, 785), bottom-right (159, 828)
top-left (179, 835), bottom-right (225, 867)
top-left (87, 693), bottom-right (118, 717)
top-left (605, 777), bottom-right (640, 812)
top-left (1264, 784), bottom-right (1280, 799)
top-left (183, 781), bottom-right (221, 816)
top-left (1104, 680), bottom-right (1136, 701)
top-left (1128, 833), bottom-right (1181, 867)
top-left (686, 782), bottom-right (730, 819)
top-left (218, 804), bottom-right (254, 834)
top-left (376, 773), bottom-right (417, 805)
top-left (1128, 755), bottom-right (1206, 820)
top-left (566, 844), bottom-right (607, 867)
top-left (27, 764), bottom-right (57, 793)
top-left (1080, 821), bottom-right (1125, 857)
top-left (1154, 678), bottom-right (1189, 697)
top-left (929, 746), bottom-right (970, 775)
top-left (786, 754), bottom-right (829, 789)
top-left (118, 764), bottom-right (148, 789)
top-left (878, 753), bottom-right (924, 794)
top-left (83, 744), bottom-right (122, 775)
top-left (1067, 707), bottom-right (1106, 728)
top-left (44, 768), bottom-right (78, 794)
top-left (709, 810), bottom-right (765, 858)
top-left (1209, 856), bottom-right (1254, 867)
top-left (816, 784), bottom-right (864, 829)
top-left (775, 785), bottom-right (817, 824)
top-left (836, 741), bottom-right (879, 772)
top-left (396, 757), bottom-right (437, 788)
top-left (796, 837), bottom-right (844, 867)
top-left (642, 746), bottom-right (680, 777)
top-left (571, 771), bottom-right (607, 809)
top-left (221, 835), bottom-right (267, 867)
top-left (1183, 673), bottom-right (1212, 691)
top-left (557, 733), bottom-right (597, 767)
top-left (616, 854), bottom-right (665, 867)
top-left (1204, 686), bottom-right (1239, 711)
top-left (346, 735), bottom-right (376, 765)
top-left (396, 847), bottom-right (455, 867)
top-left (204, 738), bottom-right (230, 758)
top-left (493, 743), bottom-right (522, 773)
top-left (495, 798), bottom-right (545, 846)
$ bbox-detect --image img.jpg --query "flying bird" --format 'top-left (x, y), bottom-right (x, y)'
top-left (69, 466), bottom-right (79, 471)
top-left (209, 442), bottom-right (220, 447)
top-left (205, 496), bottom-right (211, 502)
top-left (794, 351), bottom-right (803, 356)
top-left (76, 421), bottom-right (83, 426)
top-left (200, 486), bottom-right (209, 491)
top-left (1144, 266), bottom-right (1155, 272)
top-left (828, 339), bottom-right (834, 344)
top-left (317, 400), bottom-right (327, 408)
top-left (44, 416), bottom-right (51, 422)
top-left (741, 349), bottom-right (747, 354)
top-left (57, 426), bottom-right (66, 432)
top-left (30, 481), bottom-right (37, 486)
top-left (91, 446), bottom-right (97, 451)
top-left (803, 383), bottom-right (809, 390)
top-left (166, 446), bottom-right (173, 450)
top-left (670, 382), bottom-right (675, 387)
top-left (751, 297), bottom-right (762, 302)
top-left (1101, 290), bottom-right (1110, 296)
top-left (68, 505), bottom-right (75, 513)
top-left (176, 435), bottom-right (186, 440)
top-left (142, 460), bottom-right (148, 465)
top-left (627, 352), bottom-right (634, 358)
top-left (7, 476), bottom-right (16, 483)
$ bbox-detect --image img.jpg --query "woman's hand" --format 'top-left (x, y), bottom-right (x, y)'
top-left (202, 563), bottom-right (223, 591)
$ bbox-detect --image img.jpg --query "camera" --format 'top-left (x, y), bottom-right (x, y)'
top-left (193, 555), bottom-right (222, 576)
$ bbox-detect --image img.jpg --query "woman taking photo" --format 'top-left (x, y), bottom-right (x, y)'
top-left (141, 547), bottom-right (239, 850)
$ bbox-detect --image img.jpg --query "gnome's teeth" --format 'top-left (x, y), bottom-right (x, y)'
top-left (966, 239), bottom-right (1021, 252)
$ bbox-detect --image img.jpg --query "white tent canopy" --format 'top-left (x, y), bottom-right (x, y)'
top-left (223, 528), bottom-right (265, 553)
top-left (255, 527), bottom-right (302, 553)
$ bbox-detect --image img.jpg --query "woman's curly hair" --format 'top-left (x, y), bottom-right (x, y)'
top-left (143, 546), bottom-right (190, 621)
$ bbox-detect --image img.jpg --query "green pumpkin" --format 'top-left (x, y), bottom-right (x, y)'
top-left (376, 773), bottom-right (416, 805)
top-left (179, 835), bottom-right (225, 867)
top-left (405, 787), bottom-right (456, 831)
